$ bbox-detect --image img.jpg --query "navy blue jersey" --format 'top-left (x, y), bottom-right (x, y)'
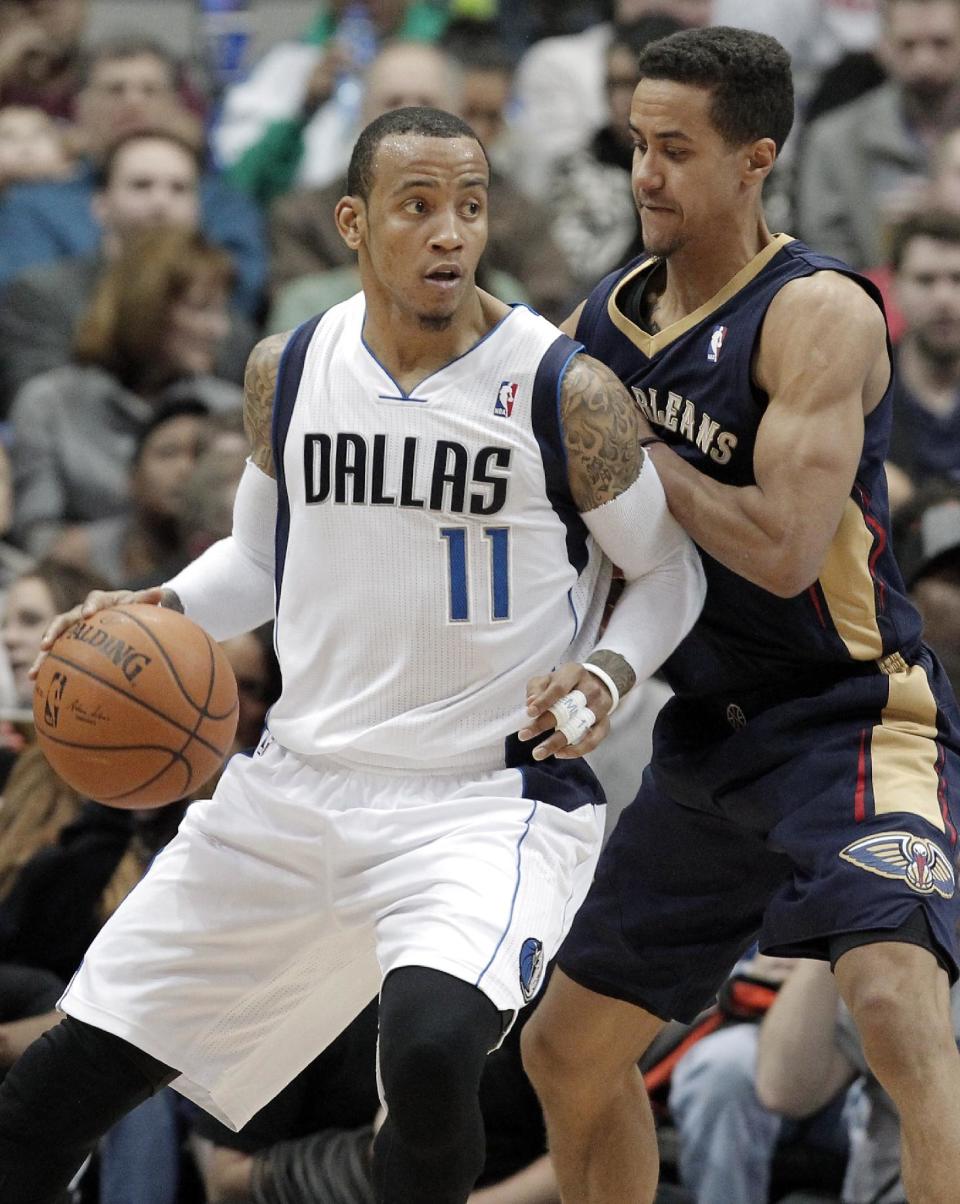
top-left (577, 234), bottom-right (923, 700)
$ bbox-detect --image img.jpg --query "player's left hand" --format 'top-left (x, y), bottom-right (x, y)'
top-left (518, 662), bottom-right (615, 760)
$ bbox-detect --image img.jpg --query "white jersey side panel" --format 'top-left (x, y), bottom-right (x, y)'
top-left (268, 296), bottom-right (611, 771)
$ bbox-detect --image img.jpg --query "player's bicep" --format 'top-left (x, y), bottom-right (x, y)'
top-left (559, 353), bottom-right (642, 512)
top-left (751, 277), bottom-right (884, 575)
top-left (242, 331), bottom-right (291, 479)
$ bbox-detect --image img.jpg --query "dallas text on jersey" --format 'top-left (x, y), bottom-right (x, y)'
top-left (303, 433), bottom-right (513, 514)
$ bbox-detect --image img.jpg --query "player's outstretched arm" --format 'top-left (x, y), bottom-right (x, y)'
top-left (642, 273), bottom-right (888, 597)
top-left (520, 353), bottom-right (706, 761)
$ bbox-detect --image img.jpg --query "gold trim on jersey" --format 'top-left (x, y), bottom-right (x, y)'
top-left (871, 664), bottom-right (944, 832)
top-left (607, 233), bottom-right (796, 356)
top-left (818, 499), bottom-right (884, 661)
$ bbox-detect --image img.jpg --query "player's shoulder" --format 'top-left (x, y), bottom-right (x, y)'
top-left (766, 269), bottom-right (885, 340)
top-left (245, 330), bottom-right (294, 388)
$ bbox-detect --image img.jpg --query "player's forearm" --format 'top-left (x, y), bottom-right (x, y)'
top-left (580, 455), bottom-right (706, 685)
top-left (598, 540), bottom-right (705, 686)
top-left (755, 959), bottom-right (850, 1118)
top-left (646, 444), bottom-right (816, 597)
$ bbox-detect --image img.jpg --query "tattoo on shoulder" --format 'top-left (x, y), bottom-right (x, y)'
top-left (243, 331), bottom-right (291, 477)
top-left (560, 354), bottom-right (643, 511)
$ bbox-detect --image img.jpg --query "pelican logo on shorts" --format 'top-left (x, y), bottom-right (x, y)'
top-left (519, 937), bottom-right (545, 1001)
top-left (42, 671), bottom-right (68, 728)
top-left (494, 380), bottom-right (517, 418)
top-left (707, 325), bottom-right (728, 363)
top-left (839, 831), bottom-right (956, 898)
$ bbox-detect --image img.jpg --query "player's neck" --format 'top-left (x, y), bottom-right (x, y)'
top-left (658, 217), bottom-right (774, 320)
top-left (362, 288), bottom-right (507, 392)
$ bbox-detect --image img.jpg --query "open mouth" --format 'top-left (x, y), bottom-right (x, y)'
top-left (425, 266), bottom-right (462, 286)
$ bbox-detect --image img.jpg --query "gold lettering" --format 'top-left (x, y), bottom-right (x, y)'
top-left (696, 413), bottom-right (720, 454)
top-left (709, 431), bottom-right (738, 465)
top-left (679, 399), bottom-right (696, 441)
top-left (664, 392), bottom-right (683, 433)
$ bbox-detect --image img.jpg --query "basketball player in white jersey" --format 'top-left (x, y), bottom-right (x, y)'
top-left (0, 108), bottom-right (704, 1204)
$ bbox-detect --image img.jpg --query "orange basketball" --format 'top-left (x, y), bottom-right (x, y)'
top-left (32, 603), bottom-right (239, 809)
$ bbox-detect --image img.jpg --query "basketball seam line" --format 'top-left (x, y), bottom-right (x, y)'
top-left (45, 651), bottom-right (232, 759)
top-left (31, 733), bottom-right (191, 802)
top-left (117, 609), bottom-right (236, 721)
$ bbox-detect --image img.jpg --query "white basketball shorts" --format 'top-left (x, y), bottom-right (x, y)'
top-left (59, 734), bottom-right (604, 1130)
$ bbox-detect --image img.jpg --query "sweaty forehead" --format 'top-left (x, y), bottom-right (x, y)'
top-left (373, 135), bottom-right (489, 190)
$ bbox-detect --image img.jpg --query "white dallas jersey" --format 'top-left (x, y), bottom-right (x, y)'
top-left (267, 294), bottom-right (611, 772)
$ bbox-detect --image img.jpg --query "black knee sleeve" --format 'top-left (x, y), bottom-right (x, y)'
top-left (373, 967), bottom-right (505, 1204)
top-left (0, 1016), bottom-right (175, 1204)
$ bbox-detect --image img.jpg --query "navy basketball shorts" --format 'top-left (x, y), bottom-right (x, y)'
top-left (560, 646), bottom-right (960, 1023)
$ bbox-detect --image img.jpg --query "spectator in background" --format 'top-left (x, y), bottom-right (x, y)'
top-left (0, 128), bottom-right (257, 413)
top-left (0, 35), bottom-right (266, 315)
top-left (758, 958), bottom-right (960, 1204)
top-left (0, 0), bottom-right (87, 121)
top-left (267, 38), bottom-right (572, 325)
top-left (172, 409), bottom-right (250, 571)
top-left (10, 228), bottom-right (241, 556)
top-left (886, 211), bottom-right (960, 490)
top-left (0, 104), bottom-right (75, 193)
top-left (511, 0), bottom-right (710, 201)
top-left (48, 400), bottom-right (211, 589)
top-left (545, 16), bottom-right (682, 297)
top-left (711, 0), bottom-right (880, 108)
top-left (799, 0), bottom-right (960, 268)
top-left (215, 0), bottom-right (449, 205)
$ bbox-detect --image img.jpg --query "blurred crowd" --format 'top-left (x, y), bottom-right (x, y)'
top-left (2, 1), bottom-right (960, 1202)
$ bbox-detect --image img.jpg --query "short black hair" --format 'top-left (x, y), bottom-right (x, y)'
top-left (636, 26), bottom-right (794, 152)
top-left (346, 107), bottom-right (487, 201)
top-left (890, 209), bottom-right (960, 271)
top-left (133, 399), bottom-right (209, 466)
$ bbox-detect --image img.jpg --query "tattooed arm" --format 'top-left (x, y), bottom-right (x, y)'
top-left (243, 331), bottom-right (291, 477)
top-left (520, 352), bottom-right (706, 761)
top-left (560, 352), bottom-right (645, 511)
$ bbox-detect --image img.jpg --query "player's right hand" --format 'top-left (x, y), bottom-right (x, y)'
top-left (28, 586), bottom-right (167, 680)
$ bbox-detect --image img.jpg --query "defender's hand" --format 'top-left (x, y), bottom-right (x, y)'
top-left (518, 662), bottom-right (615, 761)
top-left (28, 586), bottom-right (171, 679)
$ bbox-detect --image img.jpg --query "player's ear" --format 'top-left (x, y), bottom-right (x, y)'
top-left (744, 138), bottom-right (776, 184)
top-left (335, 195), bottom-right (366, 251)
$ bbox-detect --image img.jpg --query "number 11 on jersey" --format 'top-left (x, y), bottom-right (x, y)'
top-left (440, 526), bottom-right (511, 623)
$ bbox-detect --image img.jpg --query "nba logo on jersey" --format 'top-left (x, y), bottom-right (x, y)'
top-left (707, 325), bottom-right (728, 363)
top-left (494, 380), bottom-right (518, 417)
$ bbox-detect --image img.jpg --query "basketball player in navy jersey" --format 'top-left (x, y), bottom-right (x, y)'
top-left (0, 109), bottom-right (705, 1203)
top-left (520, 26), bottom-right (960, 1204)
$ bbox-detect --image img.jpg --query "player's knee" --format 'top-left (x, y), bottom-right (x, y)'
top-left (840, 953), bottom-right (951, 1083)
top-left (378, 968), bottom-right (497, 1150)
top-left (381, 1029), bottom-right (479, 1150)
top-left (521, 1010), bottom-right (589, 1099)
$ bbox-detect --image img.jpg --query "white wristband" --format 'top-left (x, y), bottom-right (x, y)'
top-left (582, 662), bottom-right (620, 713)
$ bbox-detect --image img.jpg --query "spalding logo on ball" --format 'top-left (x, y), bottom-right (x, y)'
top-left (33, 604), bottom-right (239, 809)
